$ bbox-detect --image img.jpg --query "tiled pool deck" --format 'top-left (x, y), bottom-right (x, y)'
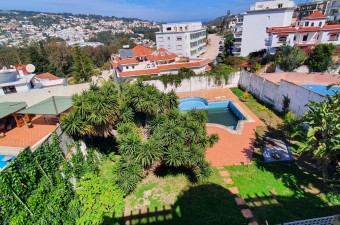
top-left (178, 89), bottom-right (264, 166)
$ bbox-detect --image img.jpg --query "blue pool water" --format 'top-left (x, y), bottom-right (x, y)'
top-left (179, 97), bottom-right (246, 130)
top-left (0, 154), bottom-right (16, 169)
top-left (301, 84), bottom-right (340, 96)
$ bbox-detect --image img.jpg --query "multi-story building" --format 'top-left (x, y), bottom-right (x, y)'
top-left (266, 11), bottom-right (340, 52)
top-left (327, 0), bottom-right (340, 21)
top-left (295, 0), bottom-right (330, 19)
top-left (155, 22), bottom-right (207, 57)
top-left (111, 45), bottom-right (211, 81)
top-left (227, 14), bottom-right (244, 56)
top-left (240, 0), bottom-right (295, 56)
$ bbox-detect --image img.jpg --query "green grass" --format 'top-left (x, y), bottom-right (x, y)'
top-left (226, 154), bottom-right (340, 224)
top-left (124, 168), bottom-right (247, 225)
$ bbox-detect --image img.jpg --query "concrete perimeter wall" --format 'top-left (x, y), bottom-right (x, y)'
top-left (238, 71), bottom-right (326, 117)
top-left (144, 72), bottom-right (240, 93)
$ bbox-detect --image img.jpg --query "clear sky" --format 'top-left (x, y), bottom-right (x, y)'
top-left (1, 0), bottom-right (259, 22)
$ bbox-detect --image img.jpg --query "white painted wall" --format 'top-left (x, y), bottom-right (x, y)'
top-left (241, 8), bottom-right (294, 56)
top-left (238, 71), bottom-right (326, 117)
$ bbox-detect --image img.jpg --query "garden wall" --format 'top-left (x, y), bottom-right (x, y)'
top-left (143, 72), bottom-right (241, 93)
top-left (238, 71), bottom-right (326, 117)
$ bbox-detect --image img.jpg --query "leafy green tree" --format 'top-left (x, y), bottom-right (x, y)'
top-left (306, 44), bottom-right (336, 72)
top-left (301, 91), bottom-right (340, 180)
top-left (224, 32), bottom-right (234, 55)
top-left (72, 45), bottom-right (95, 82)
top-left (276, 45), bottom-right (307, 72)
top-left (76, 172), bottom-right (125, 225)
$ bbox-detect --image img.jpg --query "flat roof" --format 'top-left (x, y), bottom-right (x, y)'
top-left (0, 74), bottom-right (35, 88)
top-left (18, 96), bottom-right (72, 115)
top-left (258, 72), bottom-right (340, 85)
top-left (0, 102), bottom-right (27, 119)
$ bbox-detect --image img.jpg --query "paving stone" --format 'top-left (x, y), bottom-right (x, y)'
top-left (216, 166), bottom-right (225, 170)
top-left (241, 209), bottom-right (254, 219)
top-left (224, 178), bottom-right (234, 185)
top-left (219, 171), bottom-right (230, 177)
top-left (228, 187), bottom-right (239, 194)
top-left (235, 197), bottom-right (246, 206)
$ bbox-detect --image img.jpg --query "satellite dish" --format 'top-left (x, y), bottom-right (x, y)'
top-left (26, 64), bottom-right (36, 74)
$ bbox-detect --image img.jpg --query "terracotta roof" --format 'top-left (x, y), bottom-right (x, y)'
top-left (111, 62), bottom-right (119, 68)
top-left (158, 59), bottom-right (211, 70)
top-left (277, 33), bottom-right (289, 37)
top-left (296, 43), bottom-right (318, 47)
top-left (15, 64), bottom-right (28, 75)
top-left (299, 26), bottom-right (322, 32)
top-left (258, 72), bottom-right (340, 85)
top-left (115, 57), bottom-right (139, 65)
top-left (119, 68), bottom-right (160, 77)
top-left (132, 45), bottom-right (154, 57)
top-left (35, 72), bottom-right (60, 80)
top-left (205, 65), bottom-right (212, 71)
top-left (303, 11), bottom-right (326, 20)
top-left (267, 26), bottom-right (297, 33)
top-left (147, 48), bottom-right (178, 61)
top-left (323, 24), bottom-right (340, 30)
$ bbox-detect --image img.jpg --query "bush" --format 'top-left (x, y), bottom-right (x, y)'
top-left (326, 191), bottom-right (340, 205)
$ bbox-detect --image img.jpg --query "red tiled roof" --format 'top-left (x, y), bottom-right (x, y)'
top-left (323, 24), bottom-right (340, 30)
top-left (119, 68), bottom-right (160, 77)
top-left (115, 57), bottom-right (139, 65)
top-left (327, 31), bottom-right (340, 34)
top-left (303, 11), bottom-right (326, 20)
top-left (267, 26), bottom-right (297, 33)
top-left (277, 33), bottom-right (289, 37)
top-left (132, 45), bottom-right (154, 57)
top-left (158, 59), bottom-right (211, 70)
top-left (15, 64), bottom-right (28, 75)
top-left (205, 65), bottom-right (212, 71)
top-left (299, 26), bottom-right (321, 32)
top-left (111, 62), bottom-right (119, 68)
top-left (147, 48), bottom-right (178, 61)
top-left (296, 43), bottom-right (318, 47)
top-left (36, 72), bottom-right (60, 80)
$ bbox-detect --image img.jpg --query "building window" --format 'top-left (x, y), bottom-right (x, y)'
top-left (176, 45), bottom-right (182, 50)
top-left (166, 27), bottom-right (171, 31)
top-left (159, 45), bottom-right (164, 48)
top-left (179, 27), bottom-right (183, 31)
top-left (311, 22), bottom-right (314, 26)
top-left (293, 35), bottom-right (296, 41)
top-left (167, 37), bottom-right (170, 41)
top-left (167, 45), bottom-right (171, 50)
top-left (158, 37), bottom-right (164, 42)
top-left (278, 4), bottom-right (283, 8)
top-left (132, 66), bottom-right (135, 69)
top-left (2, 86), bottom-right (17, 94)
top-left (278, 36), bottom-right (287, 42)
top-left (126, 66), bottom-right (129, 69)
top-left (329, 34), bottom-right (339, 41)
top-left (302, 35), bottom-right (308, 41)
top-left (305, 22), bottom-right (309, 26)
top-left (319, 22), bottom-right (322, 26)
top-left (176, 36), bottom-right (182, 41)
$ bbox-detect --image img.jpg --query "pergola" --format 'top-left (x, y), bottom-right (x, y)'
top-left (18, 96), bottom-right (73, 125)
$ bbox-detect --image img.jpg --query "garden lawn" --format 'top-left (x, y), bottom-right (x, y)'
top-left (226, 154), bottom-right (340, 224)
top-left (124, 167), bottom-right (247, 225)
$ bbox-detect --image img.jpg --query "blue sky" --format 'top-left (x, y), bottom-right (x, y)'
top-left (1, 0), bottom-right (258, 22)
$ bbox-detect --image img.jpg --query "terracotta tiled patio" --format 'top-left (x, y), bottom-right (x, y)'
top-left (0, 115), bottom-right (58, 151)
top-left (178, 88), bottom-right (264, 166)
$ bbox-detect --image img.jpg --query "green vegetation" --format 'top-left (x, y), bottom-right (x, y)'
top-left (306, 44), bottom-right (336, 72)
top-left (226, 154), bottom-right (340, 224)
top-left (72, 45), bottom-right (96, 82)
top-left (275, 45), bottom-right (307, 72)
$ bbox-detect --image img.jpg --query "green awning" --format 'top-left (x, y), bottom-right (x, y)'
top-left (18, 96), bottom-right (73, 116)
top-left (0, 102), bottom-right (28, 119)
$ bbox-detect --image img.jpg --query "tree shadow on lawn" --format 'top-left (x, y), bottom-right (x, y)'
top-left (153, 165), bottom-right (198, 183)
top-left (251, 152), bottom-right (340, 224)
top-left (115, 184), bottom-right (247, 225)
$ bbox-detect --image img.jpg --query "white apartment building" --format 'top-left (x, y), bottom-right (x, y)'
top-left (156, 22), bottom-right (207, 57)
top-left (228, 14), bottom-right (244, 56)
top-left (266, 11), bottom-right (340, 52)
top-left (327, 0), bottom-right (340, 21)
top-left (240, 0), bottom-right (295, 56)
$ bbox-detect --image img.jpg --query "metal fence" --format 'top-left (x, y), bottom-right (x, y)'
top-left (283, 215), bottom-right (340, 225)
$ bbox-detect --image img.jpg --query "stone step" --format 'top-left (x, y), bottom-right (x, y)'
top-left (241, 209), bottom-right (254, 219)
top-left (228, 187), bottom-right (239, 195)
top-left (235, 197), bottom-right (246, 206)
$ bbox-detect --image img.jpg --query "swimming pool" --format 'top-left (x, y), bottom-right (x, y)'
top-left (179, 97), bottom-right (246, 130)
top-left (301, 84), bottom-right (340, 96)
top-left (0, 154), bottom-right (16, 170)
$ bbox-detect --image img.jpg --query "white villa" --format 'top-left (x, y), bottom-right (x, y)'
top-left (266, 11), bottom-right (340, 53)
top-left (110, 45), bottom-right (211, 81)
top-left (155, 22), bottom-right (207, 57)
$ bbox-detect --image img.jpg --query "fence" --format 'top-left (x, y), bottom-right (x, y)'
top-left (283, 215), bottom-right (340, 225)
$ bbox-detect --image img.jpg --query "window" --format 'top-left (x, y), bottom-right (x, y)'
top-left (176, 45), bottom-right (182, 50)
top-left (278, 4), bottom-right (283, 8)
top-left (302, 35), bottom-right (308, 41)
top-left (319, 22), bottom-right (322, 26)
top-left (125, 66), bottom-right (129, 69)
top-left (278, 36), bottom-right (287, 42)
top-left (176, 36), bottom-right (182, 41)
top-left (158, 37), bottom-right (164, 42)
top-left (2, 86), bottom-right (16, 94)
top-left (159, 45), bottom-right (164, 48)
top-left (132, 66), bottom-right (135, 69)
top-left (329, 34), bottom-right (339, 41)
top-left (305, 22), bottom-right (309, 26)
top-left (293, 35), bottom-right (296, 41)
top-left (311, 22), bottom-right (314, 26)
top-left (166, 27), bottom-right (171, 31)
top-left (179, 27), bottom-right (183, 31)
top-left (167, 45), bottom-right (171, 50)
top-left (167, 37), bottom-right (170, 41)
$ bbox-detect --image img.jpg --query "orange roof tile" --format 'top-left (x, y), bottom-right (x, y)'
top-left (267, 26), bottom-right (297, 33)
top-left (147, 48), bottom-right (178, 61)
top-left (119, 68), bottom-right (160, 77)
top-left (15, 64), bottom-right (28, 75)
top-left (132, 45), bottom-right (154, 57)
top-left (35, 72), bottom-right (60, 80)
top-left (205, 65), bottom-right (212, 71)
top-left (115, 57), bottom-right (139, 65)
top-left (323, 24), bottom-right (340, 30)
top-left (158, 59), bottom-right (211, 70)
top-left (299, 26), bottom-right (321, 32)
top-left (303, 11), bottom-right (326, 20)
